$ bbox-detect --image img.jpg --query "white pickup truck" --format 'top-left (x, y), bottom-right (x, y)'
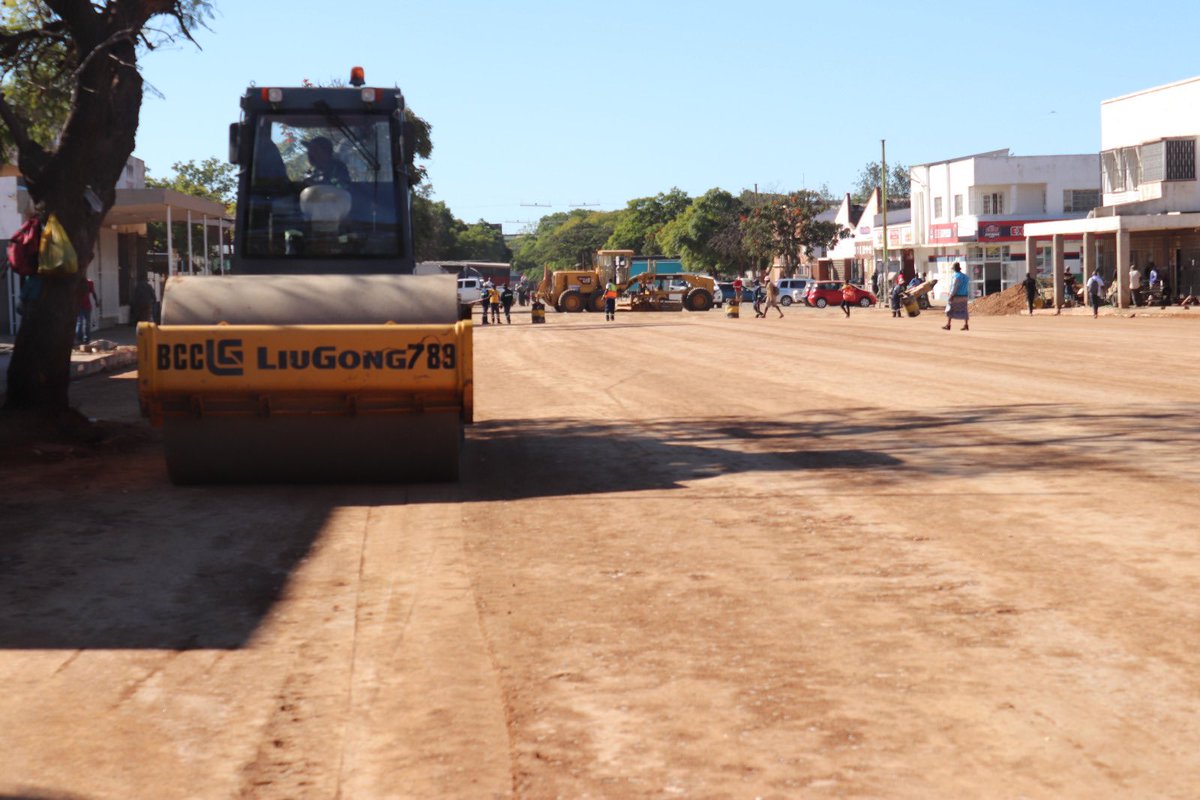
top-left (456, 277), bottom-right (484, 320)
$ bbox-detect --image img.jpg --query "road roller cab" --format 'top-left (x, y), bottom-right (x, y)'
top-left (137, 69), bottom-right (472, 483)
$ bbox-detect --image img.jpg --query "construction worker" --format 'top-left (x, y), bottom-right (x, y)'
top-left (500, 283), bottom-right (515, 323)
top-left (480, 281), bottom-right (493, 325)
top-left (488, 283), bottom-right (502, 323)
top-left (604, 280), bottom-right (618, 321)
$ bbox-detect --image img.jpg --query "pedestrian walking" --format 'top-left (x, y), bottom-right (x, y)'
top-left (840, 282), bottom-right (855, 317)
top-left (1086, 270), bottom-right (1105, 317)
top-left (752, 282), bottom-right (764, 317)
top-left (76, 276), bottom-right (99, 346)
top-left (761, 277), bottom-right (783, 319)
top-left (890, 282), bottom-right (905, 317)
top-left (500, 283), bottom-right (515, 324)
top-left (1022, 271), bottom-right (1038, 315)
top-left (941, 262), bottom-right (970, 331)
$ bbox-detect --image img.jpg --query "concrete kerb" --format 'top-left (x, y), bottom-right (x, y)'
top-left (0, 325), bottom-right (139, 397)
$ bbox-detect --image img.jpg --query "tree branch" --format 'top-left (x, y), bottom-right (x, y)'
top-left (0, 91), bottom-right (49, 181)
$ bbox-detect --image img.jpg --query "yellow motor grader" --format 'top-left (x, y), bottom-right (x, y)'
top-left (537, 249), bottom-right (716, 313)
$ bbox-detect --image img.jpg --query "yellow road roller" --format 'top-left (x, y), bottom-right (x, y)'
top-left (138, 69), bottom-right (472, 483)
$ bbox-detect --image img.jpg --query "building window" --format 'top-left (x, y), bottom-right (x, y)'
top-left (1165, 139), bottom-right (1196, 180)
top-left (953, 194), bottom-right (963, 216)
top-left (1122, 147), bottom-right (1141, 190)
top-left (933, 197), bottom-right (943, 218)
top-left (1102, 150), bottom-right (1122, 192)
top-left (982, 192), bottom-right (1004, 215)
top-left (1140, 141), bottom-right (1164, 182)
top-left (1063, 189), bottom-right (1100, 212)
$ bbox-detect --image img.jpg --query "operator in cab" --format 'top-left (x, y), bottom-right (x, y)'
top-left (303, 136), bottom-right (351, 188)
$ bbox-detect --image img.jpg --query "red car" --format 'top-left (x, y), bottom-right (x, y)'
top-left (805, 281), bottom-right (877, 308)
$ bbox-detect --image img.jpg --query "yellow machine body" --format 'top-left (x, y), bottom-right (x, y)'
top-left (138, 322), bottom-right (472, 423)
top-left (137, 273), bottom-right (471, 484)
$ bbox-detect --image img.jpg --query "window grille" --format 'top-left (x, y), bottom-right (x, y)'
top-left (1165, 139), bottom-right (1196, 180)
top-left (1102, 150), bottom-right (1122, 192)
top-left (1122, 147), bottom-right (1141, 189)
top-left (953, 194), bottom-right (963, 216)
top-left (1140, 141), bottom-right (1164, 182)
top-left (1063, 189), bottom-right (1100, 212)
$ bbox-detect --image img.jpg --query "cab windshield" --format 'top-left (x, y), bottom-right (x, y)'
top-left (242, 113), bottom-right (402, 259)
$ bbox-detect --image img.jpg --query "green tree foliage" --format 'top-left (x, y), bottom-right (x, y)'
top-left (852, 161), bottom-right (910, 202)
top-left (740, 190), bottom-right (848, 276)
top-left (141, 157), bottom-right (236, 261)
top-left (512, 209), bottom-right (619, 277)
top-left (411, 195), bottom-right (461, 262)
top-left (604, 188), bottom-right (691, 254)
top-left (454, 220), bottom-right (511, 263)
top-left (411, 195), bottom-right (512, 263)
top-left (0, 1), bottom-right (71, 162)
top-left (658, 188), bottom-right (748, 276)
top-left (146, 156), bottom-right (237, 207)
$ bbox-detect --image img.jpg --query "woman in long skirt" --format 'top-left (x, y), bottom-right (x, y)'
top-left (941, 263), bottom-right (970, 331)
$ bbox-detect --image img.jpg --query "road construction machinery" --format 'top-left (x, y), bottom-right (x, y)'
top-left (137, 68), bottom-right (471, 483)
top-left (537, 249), bottom-right (716, 313)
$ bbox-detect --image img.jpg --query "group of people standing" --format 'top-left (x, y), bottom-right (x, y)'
top-left (1018, 262), bottom-right (1173, 320)
top-left (478, 281), bottom-right (515, 325)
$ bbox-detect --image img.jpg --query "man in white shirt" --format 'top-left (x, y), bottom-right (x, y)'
top-left (1128, 264), bottom-right (1142, 306)
top-left (1086, 271), bottom-right (1105, 318)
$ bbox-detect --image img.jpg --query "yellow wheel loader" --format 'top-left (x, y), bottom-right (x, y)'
top-left (137, 68), bottom-right (472, 483)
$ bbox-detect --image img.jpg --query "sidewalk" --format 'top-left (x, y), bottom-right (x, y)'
top-left (0, 324), bottom-right (139, 397)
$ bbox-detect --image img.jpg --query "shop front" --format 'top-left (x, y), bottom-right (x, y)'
top-left (922, 220), bottom-right (1082, 300)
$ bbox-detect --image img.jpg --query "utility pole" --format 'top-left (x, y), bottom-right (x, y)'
top-left (881, 139), bottom-right (888, 301)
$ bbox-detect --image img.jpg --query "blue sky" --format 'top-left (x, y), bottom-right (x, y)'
top-left (134, 0), bottom-right (1200, 234)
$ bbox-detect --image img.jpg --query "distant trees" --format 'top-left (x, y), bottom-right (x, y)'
top-left (509, 184), bottom-right (850, 280)
top-left (411, 195), bottom-right (512, 263)
top-left (604, 188), bottom-right (692, 254)
top-left (853, 161), bottom-right (910, 203)
top-left (658, 188), bottom-right (748, 276)
top-left (146, 157), bottom-right (237, 208)
top-left (511, 209), bottom-right (619, 277)
top-left (740, 190), bottom-right (847, 276)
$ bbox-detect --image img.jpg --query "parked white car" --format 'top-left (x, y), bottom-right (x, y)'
top-left (457, 277), bottom-right (483, 305)
top-left (776, 277), bottom-right (814, 306)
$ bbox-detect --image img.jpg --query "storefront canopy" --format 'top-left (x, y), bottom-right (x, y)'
top-left (105, 187), bottom-right (230, 227)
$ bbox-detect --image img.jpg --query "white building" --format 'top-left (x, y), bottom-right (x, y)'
top-left (1026, 75), bottom-right (1200, 307)
top-left (908, 149), bottom-right (1099, 300)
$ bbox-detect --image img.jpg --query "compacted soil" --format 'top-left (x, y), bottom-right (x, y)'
top-left (2, 306), bottom-right (1199, 799)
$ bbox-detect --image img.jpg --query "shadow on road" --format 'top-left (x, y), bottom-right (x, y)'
top-left (1, 401), bottom-right (1195, 651)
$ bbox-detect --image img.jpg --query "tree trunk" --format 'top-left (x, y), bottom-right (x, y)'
top-left (4, 274), bottom-right (80, 412)
top-left (2, 6), bottom-right (148, 415)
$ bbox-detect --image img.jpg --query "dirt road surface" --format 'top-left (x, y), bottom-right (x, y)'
top-left (2, 307), bottom-right (1199, 799)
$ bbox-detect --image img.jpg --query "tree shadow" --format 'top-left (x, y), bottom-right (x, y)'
top-left (1, 400), bottom-right (1194, 651)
